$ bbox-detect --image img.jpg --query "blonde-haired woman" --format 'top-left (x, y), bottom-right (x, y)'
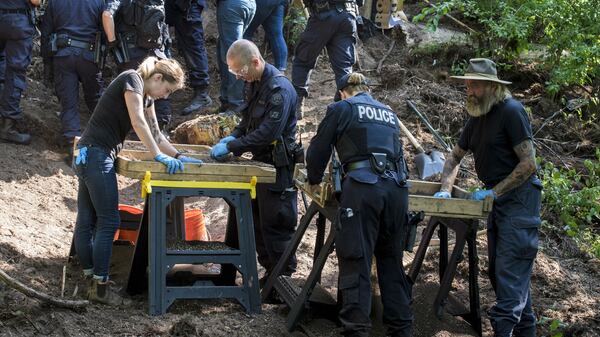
top-left (73, 57), bottom-right (202, 305)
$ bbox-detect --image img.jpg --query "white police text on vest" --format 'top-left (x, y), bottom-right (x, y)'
top-left (357, 105), bottom-right (397, 126)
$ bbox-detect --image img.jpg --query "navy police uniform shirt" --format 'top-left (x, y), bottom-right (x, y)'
top-left (306, 92), bottom-right (402, 185)
top-left (40, 0), bottom-right (106, 62)
top-left (0, 0), bottom-right (30, 9)
top-left (227, 63), bottom-right (297, 163)
top-left (458, 98), bottom-right (533, 188)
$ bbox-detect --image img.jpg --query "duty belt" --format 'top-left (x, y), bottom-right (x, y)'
top-left (57, 37), bottom-right (95, 51)
top-left (344, 159), bottom-right (398, 173)
top-left (0, 8), bottom-right (29, 14)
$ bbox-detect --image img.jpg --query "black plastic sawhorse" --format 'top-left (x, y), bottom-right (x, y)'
top-left (261, 201), bottom-right (339, 331)
top-left (126, 179), bottom-right (261, 316)
top-left (408, 216), bottom-right (483, 336)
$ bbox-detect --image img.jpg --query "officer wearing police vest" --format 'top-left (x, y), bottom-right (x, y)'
top-left (210, 39), bottom-right (301, 283)
top-left (103, 0), bottom-right (173, 133)
top-left (0, 0), bottom-right (41, 145)
top-left (306, 73), bottom-right (413, 337)
top-left (291, 0), bottom-right (359, 120)
top-left (40, 0), bottom-right (107, 162)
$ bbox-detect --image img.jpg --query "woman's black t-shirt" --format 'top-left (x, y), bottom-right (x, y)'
top-left (79, 69), bottom-right (148, 157)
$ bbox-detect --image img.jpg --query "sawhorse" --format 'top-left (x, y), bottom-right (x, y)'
top-left (409, 216), bottom-right (483, 336)
top-left (126, 172), bottom-right (261, 315)
top-left (263, 201), bottom-right (483, 335)
top-left (261, 201), bottom-right (339, 331)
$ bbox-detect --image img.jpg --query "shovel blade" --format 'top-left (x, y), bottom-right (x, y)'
top-left (414, 151), bottom-right (446, 180)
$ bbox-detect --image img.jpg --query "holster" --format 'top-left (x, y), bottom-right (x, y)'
top-left (93, 32), bottom-right (105, 68)
top-left (112, 33), bottom-right (130, 64)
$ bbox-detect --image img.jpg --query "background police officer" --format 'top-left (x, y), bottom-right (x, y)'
top-left (435, 58), bottom-right (541, 337)
top-left (291, 0), bottom-right (359, 119)
top-left (165, 0), bottom-right (212, 115)
top-left (306, 73), bottom-right (413, 337)
top-left (40, 0), bottom-right (107, 161)
top-left (210, 39), bottom-right (299, 283)
top-left (103, 0), bottom-right (173, 133)
top-left (0, 0), bottom-right (41, 144)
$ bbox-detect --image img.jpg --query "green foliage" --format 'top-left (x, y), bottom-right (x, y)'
top-left (538, 316), bottom-right (566, 337)
top-left (413, 0), bottom-right (600, 94)
top-left (538, 149), bottom-right (600, 258)
top-left (284, 6), bottom-right (307, 50)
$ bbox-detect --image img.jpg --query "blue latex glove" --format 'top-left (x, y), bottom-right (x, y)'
top-left (210, 143), bottom-right (230, 159)
top-left (219, 136), bottom-right (236, 144)
top-left (154, 153), bottom-right (184, 174)
top-left (433, 191), bottom-right (451, 198)
top-left (75, 146), bottom-right (88, 165)
top-left (178, 155), bottom-right (203, 164)
top-left (471, 189), bottom-right (496, 200)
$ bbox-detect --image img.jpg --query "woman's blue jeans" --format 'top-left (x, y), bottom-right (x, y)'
top-left (243, 0), bottom-right (288, 71)
top-left (73, 146), bottom-right (120, 281)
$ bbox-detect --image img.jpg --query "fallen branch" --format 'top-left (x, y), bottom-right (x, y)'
top-left (423, 0), bottom-right (477, 34)
top-left (377, 40), bottom-right (396, 74)
top-left (0, 268), bottom-right (88, 310)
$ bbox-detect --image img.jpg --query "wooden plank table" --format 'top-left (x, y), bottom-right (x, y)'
top-left (116, 141), bottom-right (276, 184)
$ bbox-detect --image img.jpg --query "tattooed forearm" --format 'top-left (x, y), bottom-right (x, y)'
top-left (492, 139), bottom-right (537, 196)
top-left (440, 145), bottom-right (467, 192)
top-left (144, 108), bottom-right (163, 145)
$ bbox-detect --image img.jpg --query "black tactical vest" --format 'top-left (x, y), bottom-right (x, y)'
top-left (335, 94), bottom-right (402, 165)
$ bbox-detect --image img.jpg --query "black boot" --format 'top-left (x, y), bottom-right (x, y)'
top-left (0, 118), bottom-right (31, 145)
top-left (182, 87), bottom-right (212, 115)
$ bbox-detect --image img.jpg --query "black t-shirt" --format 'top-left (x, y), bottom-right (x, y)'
top-left (458, 98), bottom-right (533, 188)
top-left (79, 69), bottom-right (148, 157)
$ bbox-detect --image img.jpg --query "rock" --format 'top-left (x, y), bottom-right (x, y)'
top-left (173, 114), bottom-right (239, 145)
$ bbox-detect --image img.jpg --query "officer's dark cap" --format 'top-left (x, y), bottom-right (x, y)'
top-left (337, 73), bottom-right (369, 91)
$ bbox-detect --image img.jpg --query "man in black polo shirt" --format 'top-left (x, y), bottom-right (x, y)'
top-left (434, 58), bottom-right (541, 337)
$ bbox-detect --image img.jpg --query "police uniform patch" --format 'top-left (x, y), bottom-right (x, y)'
top-left (270, 110), bottom-right (281, 119)
top-left (270, 93), bottom-right (283, 106)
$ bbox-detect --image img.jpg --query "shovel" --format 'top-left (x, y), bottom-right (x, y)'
top-left (398, 120), bottom-right (446, 180)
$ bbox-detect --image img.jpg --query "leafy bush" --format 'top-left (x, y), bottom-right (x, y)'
top-left (284, 5), bottom-right (307, 51)
top-left (413, 0), bottom-right (600, 95)
top-left (538, 149), bottom-right (600, 258)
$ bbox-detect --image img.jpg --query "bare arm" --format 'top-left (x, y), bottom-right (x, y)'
top-left (492, 139), bottom-right (537, 197)
top-left (102, 11), bottom-right (116, 42)
top-left (124, 91), bottom-right (162, 157)
top-left (143, 103), bottom-right (179, 157)
top-left (439, 145), bottom-right (467, 193)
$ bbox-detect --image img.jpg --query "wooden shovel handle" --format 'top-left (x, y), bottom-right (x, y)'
top-left (398, 120), bottom-right (425, 153)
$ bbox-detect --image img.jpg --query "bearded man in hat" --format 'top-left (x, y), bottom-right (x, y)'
top-left (434, 58), bottom-right (541, 337)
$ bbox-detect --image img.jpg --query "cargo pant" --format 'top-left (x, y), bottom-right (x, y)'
top-left (250, 164), bottom-right (298, 276)
top-left (0, 11), bottom-right (34, 120)
top-left (337, 175), bottom-right (413, 337)
top-left (53, 52), bottom-right (103, 140)
top-left (291, 8), bottom-right (356, 99)
top-left (487, 176), bottom-right (542, 337)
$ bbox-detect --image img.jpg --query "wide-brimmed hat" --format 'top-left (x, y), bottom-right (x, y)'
top-left (450, 58), bottom-right (511, 84)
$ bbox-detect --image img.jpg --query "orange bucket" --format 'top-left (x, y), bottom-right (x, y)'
top-left (113, 205), bottom-right (207, 243)
top-left (184, 209), bottom-right (207, 241)
top-left (114, 205), bottom-right (144, 244)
